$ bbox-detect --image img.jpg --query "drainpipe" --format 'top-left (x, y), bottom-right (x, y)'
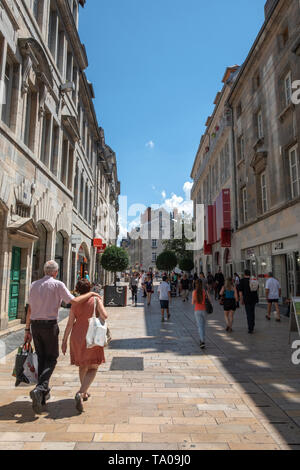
top-left (228, 104), bottom-right (239, 273)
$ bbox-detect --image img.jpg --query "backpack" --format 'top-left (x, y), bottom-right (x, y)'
top-left (249, 277), bottom-right (259, 292)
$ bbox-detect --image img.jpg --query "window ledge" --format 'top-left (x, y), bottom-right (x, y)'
top-left (253, 137), bottom-right (264, 151)
top-left (237, 158), bottom-right (245, 167)
top-left (278, 102), bottom-right (295, 122)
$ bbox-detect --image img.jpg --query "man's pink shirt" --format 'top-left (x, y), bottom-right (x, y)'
top-left (29, 276), bottom-right (74, 320)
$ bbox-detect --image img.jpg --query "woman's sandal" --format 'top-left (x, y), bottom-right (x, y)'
top-left (82, 393), bottom-right (91, 402)
top-left (75, 393), bottom-right (83, 413)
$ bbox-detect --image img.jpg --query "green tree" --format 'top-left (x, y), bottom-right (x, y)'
top-left (179, 257), bottom-right (194, 273)
top-left (100, 245), bottom-right (129, 285)
top-left (156, 251), bottom-right (178, 273)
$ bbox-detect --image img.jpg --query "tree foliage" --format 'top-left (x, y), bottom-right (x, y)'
top-left (179, 257), bottom-right (195, 273)
top-left (100, 246), bottom-right (129, 274)
top-left (156, 251), bottom-right (178, 272)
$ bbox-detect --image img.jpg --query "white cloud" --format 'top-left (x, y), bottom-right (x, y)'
top-left (161, 190), bottom-right (166, 199)
top-left (161, 181), bottom-right (193, 216)
top-left (146, 141), bottom-right (155, 149)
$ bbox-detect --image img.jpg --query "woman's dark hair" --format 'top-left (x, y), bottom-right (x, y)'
top-left (76, 279), bottom-right (91, 295)
top-left (195, 279), bottom-right (203, 304)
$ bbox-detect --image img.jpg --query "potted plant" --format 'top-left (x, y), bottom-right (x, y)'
top-left (156, 251), bottom-right (178, 274)
top-left (100, 246), bottom-right (129, 307)
top-left (179, 256), bottom-right (195, 273)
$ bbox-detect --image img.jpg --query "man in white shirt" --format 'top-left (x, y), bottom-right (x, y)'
top-left (265, 272), bottom-right (281, 322)
top-left (158, 276), bottom-right (171, 322)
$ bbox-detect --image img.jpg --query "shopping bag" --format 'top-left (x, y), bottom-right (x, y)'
top-left (86, 298), bottom-right (107, 348)
top-left (104, 327), bottom-right (112, 348)
top-left (23, 351), bottom-right (38, 384)
top-left (12, 343), bottom-right (33, 387)
top-left (205, 296), bottom-right (213, 314)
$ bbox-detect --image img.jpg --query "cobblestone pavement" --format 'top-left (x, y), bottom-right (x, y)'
top-left (0, 286), bottom-right (300, 450)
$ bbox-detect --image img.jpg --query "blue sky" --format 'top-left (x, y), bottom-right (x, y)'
top-left (79, 0), bottom-right (266, 237)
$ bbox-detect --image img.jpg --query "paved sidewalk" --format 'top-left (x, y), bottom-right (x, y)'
top-left (0, 286), bottom-right (299, 450)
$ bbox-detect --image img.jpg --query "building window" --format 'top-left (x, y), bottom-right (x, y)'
top-left (257, 110), bottom-right (264, 140)
top-left (23, 90), bottom-right (37, 151)
top-left (61, 137), bottom-right (69, 186)
top-left (50, 122), bottom-right (59, 175)
top-left (152, 253), bottom-right (157, 263)
top-left (242, 187), bottom-right (248, 224)
top-left (74, 165), bottom-right (79, 209)
top-left (261, 172), bottom-right (268, 213)
top-left (224, 140), bottom-right (230, 180)
top-left (40, 112), bottom-right (51, 166)
top-left (1, 60), bottom-right (13, 126)
top-left (16, 202), bottom-right (30, 218)
top-left (284, 71), bottom-right (292, 107)
top-left (48, 6), bottom-right (57, 59)
top-left (238, 135), bottom-right (245, 161)
top-left (237, 102), bottom-right (242, 119)
top-left (152, 239), bottom-right (157, 249)
top-left (289, 145), bottom-right (300, 199)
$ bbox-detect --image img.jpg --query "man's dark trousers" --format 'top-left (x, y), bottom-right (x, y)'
top-left (31, 321), bottom-right (59, 395)
top-left (245, 304), bottom-right (256, 333)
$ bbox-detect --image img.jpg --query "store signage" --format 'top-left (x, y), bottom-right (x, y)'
top-left (71, 235), bottom-right (82, 245)
top-left (93, 239), bottom-right (103, 247)
top-left (97, 243), bottom-right (106, 254)
top-left (274, 242), bottom-right (284, 251)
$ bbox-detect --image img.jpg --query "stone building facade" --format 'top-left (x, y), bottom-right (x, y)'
top-left (227, 0), bottom-right (300, 300)
top-left (0, 0), bottom-right (120, 331)
top-left (190, 66), bottom-right (239, 278)
top-left (190, 0), bottom-right (300, 301)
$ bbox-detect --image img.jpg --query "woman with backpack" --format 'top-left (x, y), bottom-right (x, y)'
top-left (192, 279), bottom-right (212, 349)
top-left (219, 278), bottom-right (239, 333)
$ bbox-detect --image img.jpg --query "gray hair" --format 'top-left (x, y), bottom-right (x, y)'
top-left (44, 260), bottom-right (59, 276)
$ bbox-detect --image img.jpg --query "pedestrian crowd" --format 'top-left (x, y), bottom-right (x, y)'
top-left (23, 259), bottom-right (283, 416)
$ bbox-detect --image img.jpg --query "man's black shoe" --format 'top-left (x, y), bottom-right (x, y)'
top-left (30, 389), bottom-right (43, 414)
top-left (41, 390), bottom-right (51, 406)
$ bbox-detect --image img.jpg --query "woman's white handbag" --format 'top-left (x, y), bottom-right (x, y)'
top-left (86, 298), bottom-right (107, 349)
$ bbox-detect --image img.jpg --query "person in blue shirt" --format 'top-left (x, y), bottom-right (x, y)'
top-left (219, 278), bottom-right (239, 333)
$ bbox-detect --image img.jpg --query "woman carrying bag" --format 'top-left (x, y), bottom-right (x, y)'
top-left (62, 279), bottom-right (108, 413)
top-left (192, 279), bottom-right (212, 350)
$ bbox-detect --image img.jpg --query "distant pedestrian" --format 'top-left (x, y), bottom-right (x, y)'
top-left (265, 273), bottom-right (281, 322)
top-left (214, 267), bottom-right (225, 300)
top-left (62, 279), bottom-right (108, 413)
top-left (238, 270), bottom-right (259, 334)
top-left (207, 272), bottom-right (214, 294)
top-left (180, 274), bottom-right (190, 302)
top-left (158, 276), bottom-right (171, 322)
top-left (219, 278), bottom-right (239, 333)
top-left (199, 272), bottom-right (208, 291)
top-left (234, 272), bottom-right (240, 288)
top-left (84, 271), bottom-right (90, 281)
top-left (145, 276), bottom-right (154, 306)
top-left (24, 261), bottom-right (101, 414)
top-left (192, 279), bottom-right (212, 349)
top-left (129, 272), bottom-right (139, 306)
top-left (141, 271), bottom-right (147, 298)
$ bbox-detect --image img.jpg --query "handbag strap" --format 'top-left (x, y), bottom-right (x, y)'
top-left (93, 297), bottom-right (97, 318)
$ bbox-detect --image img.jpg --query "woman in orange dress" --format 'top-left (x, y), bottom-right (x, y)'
top-left (62, 279), bottom-right (108, 412)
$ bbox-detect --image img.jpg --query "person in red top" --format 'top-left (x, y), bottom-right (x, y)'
top-left (192, 280), bottom-right (211, 349)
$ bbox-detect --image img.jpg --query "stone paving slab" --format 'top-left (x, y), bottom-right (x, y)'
top-left (0, 285), bottom-right (299, 450)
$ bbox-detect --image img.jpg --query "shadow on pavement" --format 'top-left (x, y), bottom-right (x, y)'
top-left (0, 399), bottom-right (80, 423)
top-left (123, 286), bottom-right (300, 448)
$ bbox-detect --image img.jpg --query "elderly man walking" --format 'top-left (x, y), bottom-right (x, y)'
top-left (24, 260), bottom-right (101, 414)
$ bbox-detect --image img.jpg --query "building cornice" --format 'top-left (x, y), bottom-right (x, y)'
top-left (56, 0), bottom-right (88, 71)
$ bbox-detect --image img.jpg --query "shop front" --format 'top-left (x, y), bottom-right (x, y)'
top-left (241, 236), bottom-right (300, 302)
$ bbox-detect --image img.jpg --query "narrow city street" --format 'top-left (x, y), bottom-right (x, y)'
top-left (0, 285), bottom-right (300, 451)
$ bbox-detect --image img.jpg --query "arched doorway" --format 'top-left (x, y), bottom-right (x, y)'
top-left (32, 223), bottom-right (48, 281)
top-left (77, 243), bottom-right (90, 280)
top-left (55, 231), bottom-right (66, 281)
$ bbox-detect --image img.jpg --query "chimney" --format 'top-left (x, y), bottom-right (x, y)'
top-left (264, 0), bottom-right (278, 20)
